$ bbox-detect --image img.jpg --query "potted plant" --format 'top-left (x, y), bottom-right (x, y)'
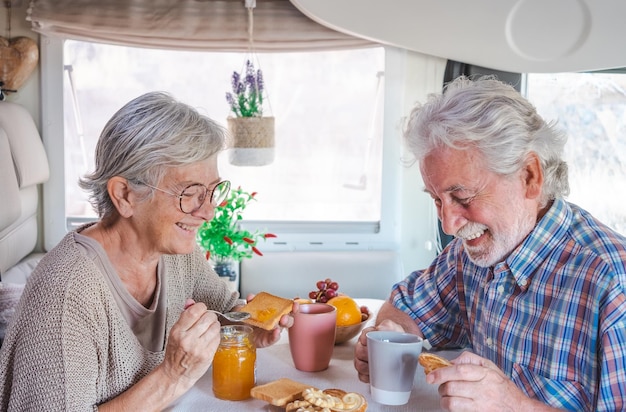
top-left (196, 186), bottom-right (275, 291)
top-left (225, 59), bottom-right (275, 166)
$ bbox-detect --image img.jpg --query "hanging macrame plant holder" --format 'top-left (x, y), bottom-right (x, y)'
top-left (227, 116), bottom-right (275, 166)
top-left (227, 0), bottom-right (275, 166)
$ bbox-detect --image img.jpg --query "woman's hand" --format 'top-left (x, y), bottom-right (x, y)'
top-left (99, 299), bottom-right (221, 411)
top-left (160, 299), bottom-right (221, 386)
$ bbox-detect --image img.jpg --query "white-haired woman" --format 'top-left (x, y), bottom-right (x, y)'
top-left (0, 92), bottom-right (293, 410)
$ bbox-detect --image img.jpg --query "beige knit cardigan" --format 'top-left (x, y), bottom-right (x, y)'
top-left (0, 229), bottom-right (237, 410)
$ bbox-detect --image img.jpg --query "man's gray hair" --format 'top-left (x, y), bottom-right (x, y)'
top-left (404, 75), bottom-right (569, 205)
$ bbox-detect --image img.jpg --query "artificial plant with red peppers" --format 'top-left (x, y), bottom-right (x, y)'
top-left (196, 186), bottom-right (276, 262)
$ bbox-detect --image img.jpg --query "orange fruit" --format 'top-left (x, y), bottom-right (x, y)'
top-left (327, 295), bottom-right (362, 326)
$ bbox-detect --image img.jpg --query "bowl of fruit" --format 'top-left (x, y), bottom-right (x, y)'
top-left (303, 278), bottom-right (371, 345)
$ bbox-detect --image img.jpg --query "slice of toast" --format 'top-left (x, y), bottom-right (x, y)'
top-left (237, 291), bottom-right (293, 330)
top-left (250, 378), bottom-right (313, 407)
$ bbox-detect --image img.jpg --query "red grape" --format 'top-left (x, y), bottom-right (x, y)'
top-left (309, 278), bottom-right (341, 303)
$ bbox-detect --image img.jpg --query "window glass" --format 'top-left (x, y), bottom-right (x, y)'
top-left (525, 72), bottom-right (626, 234)
top-left (63, 41), bottom-right (385, 225)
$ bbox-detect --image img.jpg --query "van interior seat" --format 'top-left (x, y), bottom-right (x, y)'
top-left (0, 101), bottom-right (50, 338)
top-left (240, 250), bottom-right (404, 300)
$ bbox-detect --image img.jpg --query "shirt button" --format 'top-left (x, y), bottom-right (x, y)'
top-left (520, 279), bottom-right (528, 287)
top-left (497, 285), bottom-right (505, 294)
top-left (486, 337), bottom-right (493, 347)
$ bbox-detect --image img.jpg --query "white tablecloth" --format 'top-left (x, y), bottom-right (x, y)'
top-left (165, 299), bottom-right (457, 411)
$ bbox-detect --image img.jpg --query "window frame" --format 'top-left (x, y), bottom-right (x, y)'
top-left (40, 38), bottom-right (430, 253)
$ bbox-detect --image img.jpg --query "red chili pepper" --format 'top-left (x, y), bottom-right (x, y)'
top-left (250, 192), bottom-right (257, 197)
top-left (218, 200), bottom-right (228, 208)
top-left (252, 246), bottom-right (263, 256)
top-left (243, 237), bottom-right (255, 244)
top-left (264, 233), bottom-right (277, 238)
top-left (205, 251), bottom-right (211, 260)
top-left (223, 236), bottom-right (233, 245)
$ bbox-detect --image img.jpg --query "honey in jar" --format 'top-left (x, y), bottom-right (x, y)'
top-left (212, 325), bottom-right (256, 400)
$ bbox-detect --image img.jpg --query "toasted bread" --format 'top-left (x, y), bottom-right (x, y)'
top-left (286, 388), bottom-right (367, 412)
top-left (236, 291), bottom-right (293, 330)
top-left (250, 378), bottom-right (313, 407)
top-left (418, 352), bottom-right (452, 374)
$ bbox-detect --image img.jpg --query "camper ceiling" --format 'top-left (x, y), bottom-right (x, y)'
top-left (290, 0), bottom-right (626, 73)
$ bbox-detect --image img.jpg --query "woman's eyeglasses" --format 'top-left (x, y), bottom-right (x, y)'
top-left (139, 180), bottom-right (231, 214)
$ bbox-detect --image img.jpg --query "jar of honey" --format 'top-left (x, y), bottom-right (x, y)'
top-left (212, 325), bottom-right (256, 400)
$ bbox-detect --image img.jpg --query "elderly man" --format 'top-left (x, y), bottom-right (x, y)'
top-left (355, 76), bottom-right (626, 411)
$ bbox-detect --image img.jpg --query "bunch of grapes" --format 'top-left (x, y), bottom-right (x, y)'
top-left (308, 278), bottom-right (339, 303)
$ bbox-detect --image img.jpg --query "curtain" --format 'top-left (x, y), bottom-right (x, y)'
top-left (27, 0), bottom-right (375, 51)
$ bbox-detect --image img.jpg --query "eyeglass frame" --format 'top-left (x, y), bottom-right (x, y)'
top-left (137, 180), bottom-right (231, 214)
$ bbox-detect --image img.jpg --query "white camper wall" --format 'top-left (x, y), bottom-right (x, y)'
top-left (240, 250), bottom-right (404, 300)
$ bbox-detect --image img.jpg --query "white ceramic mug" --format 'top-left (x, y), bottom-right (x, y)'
top-left (366, 330), bottom-right (424, 405)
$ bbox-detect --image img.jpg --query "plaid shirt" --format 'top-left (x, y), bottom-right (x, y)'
top-left (391, 198), bottom-right (626, 411)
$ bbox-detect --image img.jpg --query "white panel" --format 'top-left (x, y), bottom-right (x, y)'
top-left (290, 0), bottom-right (626, 73)
top-left (240, 250), bottom-right (404, 300)
top-left (40, 37), bottom-right (68, 250)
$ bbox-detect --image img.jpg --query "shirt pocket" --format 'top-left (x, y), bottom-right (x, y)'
top-left (512, 363), bottom-right (591, 412)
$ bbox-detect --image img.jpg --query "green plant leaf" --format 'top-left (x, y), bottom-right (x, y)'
top-left (196, 188), bottom-right (273, 261)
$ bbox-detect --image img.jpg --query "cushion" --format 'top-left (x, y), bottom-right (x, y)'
top-left (0, 282), bottom-right (25, 340)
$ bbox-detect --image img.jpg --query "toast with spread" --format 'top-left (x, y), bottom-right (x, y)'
top-left (236, 291), bottom-right (293, 330)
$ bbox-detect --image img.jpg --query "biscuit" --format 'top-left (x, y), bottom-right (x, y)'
top-left (418, 352), bottom-right (452, 374)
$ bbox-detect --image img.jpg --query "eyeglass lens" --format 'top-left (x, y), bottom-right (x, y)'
top-left (179, 181), bottom-right (230, 213)
top-left (210, 181), bottom-right (231, 206)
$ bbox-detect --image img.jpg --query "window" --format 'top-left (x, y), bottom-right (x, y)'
top-left (525, 72), bottom-right (626, 234)
top-left (41, 38), bottom-right (426, 251)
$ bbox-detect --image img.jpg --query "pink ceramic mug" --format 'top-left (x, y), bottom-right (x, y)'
top-left (288, 303), bottom-right (337, 372)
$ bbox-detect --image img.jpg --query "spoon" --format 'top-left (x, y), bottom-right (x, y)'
top-left (184, 299), bottom-right (251, 322)
top-left (208, 309), bottom-right (251, 322)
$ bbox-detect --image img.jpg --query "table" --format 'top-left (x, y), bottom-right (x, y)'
top-left (165, 299), bottom-right (458, 411)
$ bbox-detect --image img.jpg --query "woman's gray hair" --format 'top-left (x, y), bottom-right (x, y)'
top-left (79, 91), bottom-right (228, 219)
top-left (403, 75), bottom-right (569, 205)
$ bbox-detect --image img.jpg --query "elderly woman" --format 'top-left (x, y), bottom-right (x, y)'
top-left (0, 92), bottom-right (293, 410)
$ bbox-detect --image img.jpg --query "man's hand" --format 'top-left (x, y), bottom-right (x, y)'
top-left (428, 351), bottom-right (560, 412)
top-left (354, 319), bottom-right (406, 383)
top-left (354, 301), bottom-right (423, 383)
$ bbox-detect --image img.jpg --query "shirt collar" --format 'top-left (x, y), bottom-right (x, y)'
top-left (505, 198), bottom-right (573, 290)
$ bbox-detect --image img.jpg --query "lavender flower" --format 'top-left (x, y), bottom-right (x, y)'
top-left (231, 71), bottom-right (240, 94)
top-left (225, 60), bottom-right (266, 117)
top-left (256, 69), bottom-right (264, 94)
